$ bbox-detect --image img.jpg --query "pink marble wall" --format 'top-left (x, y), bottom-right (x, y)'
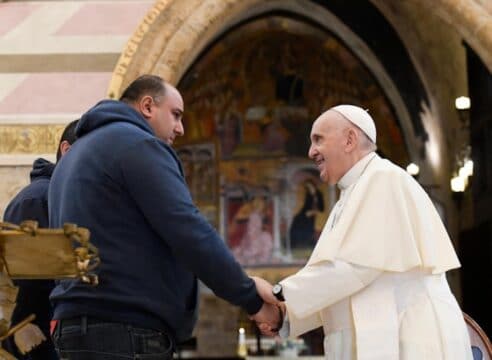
top-left (0, 3), bottom-right (40, 36)
top-left (56, 2), bottom-right (152, 36)
top-left (0, 73), bottom-right (112, 114)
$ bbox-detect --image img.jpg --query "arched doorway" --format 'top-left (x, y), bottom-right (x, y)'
top-left (175, 14), bottom-right (409, 264)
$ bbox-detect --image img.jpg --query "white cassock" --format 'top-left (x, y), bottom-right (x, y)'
top-left (280, 152), bottom-right (473, 360)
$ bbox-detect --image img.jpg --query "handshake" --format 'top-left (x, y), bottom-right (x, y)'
top-left (249, 276), bottom-right (286, 337)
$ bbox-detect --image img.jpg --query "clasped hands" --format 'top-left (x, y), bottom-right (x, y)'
top-left (249, 276), bottom-right (286, 337)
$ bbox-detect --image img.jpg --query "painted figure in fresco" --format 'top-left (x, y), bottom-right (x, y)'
top-left (219, 101), bottom-right (242, 158)
top-left (232, 197), bottom-right (273, 265)
top-left (289, 179), bottom-right (324, 250)
top-left (261, 116), bottom-right (290, 154)
top-left (176, 148), bottom-right (193, 188)
top-left (194, 148), bottom-right (215, 204)
top-left (177, 146), bottom-right (216, 205)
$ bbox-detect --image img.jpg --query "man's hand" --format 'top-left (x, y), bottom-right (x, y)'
top-left (257, 303), bottom-right (287, 337)
top-left (250, 302), bottom-right (281, 337)
top-left (251, 276), bottom-right (279, 305)
top-left (249, 276), bottom-right (286, 336)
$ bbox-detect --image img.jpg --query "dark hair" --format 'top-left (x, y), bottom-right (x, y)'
top-left (119, 74), bottom-right (166, 103)
top-left (56, 119), bottom-right (79, 161)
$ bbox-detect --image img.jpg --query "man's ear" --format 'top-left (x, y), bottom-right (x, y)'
top-left (345, 128), bottom-right (358, 152)
top-left (138, 95), bottom-right (154, 119)
top-left (59, 140), bottom-right (71, 157)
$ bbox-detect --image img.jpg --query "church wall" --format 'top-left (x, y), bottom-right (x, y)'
top-left (0, 165), bottom-right (31, 217)
top-left (408, 0), bottom-right (492, 73)
top-left (0, 0), bottom-right (490, 354)
top-left (108, 0), bottom-right (476, 239)
top-left (0, 1), bottom-right (154, 216)
top-left (371, 0), bottom-right (470, 298)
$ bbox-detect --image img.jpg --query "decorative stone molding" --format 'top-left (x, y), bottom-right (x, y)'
top-left (108, 0), bottom-right (265, 95)
top-left (0, 125), bottom-right (66, 154)
top-left (0, 114), bottom-right (80, 126)
top-left (0, 154), bottom-right (55, 167)
top-left (108, 0), bottom-right (174, 98)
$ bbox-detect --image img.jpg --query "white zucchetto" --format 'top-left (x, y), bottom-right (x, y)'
top-left (330, 105), bottom-right (377, 144)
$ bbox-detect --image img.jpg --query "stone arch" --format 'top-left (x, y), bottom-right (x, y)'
top-left (413, 0), bottom-right (492, 73)
top-left (108, 0), bottom-right (432, 160)
top-left (108, 0), bottom-right (492, 94)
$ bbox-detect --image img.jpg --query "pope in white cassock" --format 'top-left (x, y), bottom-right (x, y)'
top-left (256, 105), bottom-right (473, 360)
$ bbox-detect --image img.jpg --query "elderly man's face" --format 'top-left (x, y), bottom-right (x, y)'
top-left (308, 111), bottom-right (350, 184)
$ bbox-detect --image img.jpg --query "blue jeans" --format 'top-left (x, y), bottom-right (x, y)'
top-left (52, 317), bottom-right (174, 359)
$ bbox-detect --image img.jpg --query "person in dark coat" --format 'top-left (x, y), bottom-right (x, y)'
top-left (2, 120), bottom-right (78, 360)
top-left (48, 75), bottom-right (279, 360)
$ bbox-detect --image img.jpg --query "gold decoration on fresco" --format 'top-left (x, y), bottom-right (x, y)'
top-left (0, 125), bottom-right (65, 154)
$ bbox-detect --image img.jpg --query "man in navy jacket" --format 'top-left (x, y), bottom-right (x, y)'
top-left (3, 120), bottom-right (78, 360)
top-left (49, 75), bottom-right (279, 359)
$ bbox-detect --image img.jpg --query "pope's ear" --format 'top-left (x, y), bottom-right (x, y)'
top-left (138, 95), bottom-right (154, 119)
top-left (345, 127), bottom-right (358, 151)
